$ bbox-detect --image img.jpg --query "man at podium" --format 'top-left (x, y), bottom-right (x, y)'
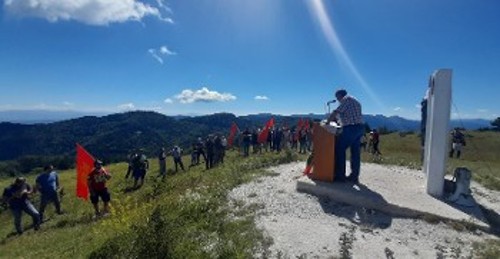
top-left (326, 89), bottom-right (364, 183)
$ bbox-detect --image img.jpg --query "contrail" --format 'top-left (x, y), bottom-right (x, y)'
top-left (308, 0), bottom-right (385, 111)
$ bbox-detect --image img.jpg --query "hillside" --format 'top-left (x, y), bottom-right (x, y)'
top-left (0, 111), bottom-right (493, 165)
top-left (0, 134), bottom-right (499, 258)
top-left (0, 151), bottom-right (299, 258)
top-left (0, 111), bottom-right (237, 162)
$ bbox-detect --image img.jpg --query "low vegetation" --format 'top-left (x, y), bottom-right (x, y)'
top-left (0, 150), bottom-right (299, 258)
top-left (0, 131), bottom-right (498, 257)
top-left (362, 131), bottom-right (500, 191)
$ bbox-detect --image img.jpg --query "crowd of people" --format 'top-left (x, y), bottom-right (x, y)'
top-left (238, 126), bottom-right (313, 156)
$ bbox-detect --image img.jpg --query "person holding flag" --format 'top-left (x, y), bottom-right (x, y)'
top-left (87, 160), bottom-right (112, 218)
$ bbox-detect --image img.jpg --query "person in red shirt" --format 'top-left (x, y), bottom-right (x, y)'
top-left (87, 160), bottom-right (111, 218)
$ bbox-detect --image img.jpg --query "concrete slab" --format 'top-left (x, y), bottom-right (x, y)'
top-left (296, 163), bottom-right (489, 228)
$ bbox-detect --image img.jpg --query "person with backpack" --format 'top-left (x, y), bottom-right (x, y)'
top-left (127, 149), bottom-right (149, 188)
top-left (36, 165), bottom-right (63, 222)
top-left (2, 177), bottom-right (41, 234)
top-left (87, 160), bottom-right (112, 218)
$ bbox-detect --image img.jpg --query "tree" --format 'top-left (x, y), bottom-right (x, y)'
top-left (491, 117), bottom-right (500, 131)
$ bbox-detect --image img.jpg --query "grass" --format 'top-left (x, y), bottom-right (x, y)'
top-left (0, 150), bottom-right (300, 258)
top-left (362, 131), bottom-right (500, 191)
top-left (0, 130), bottom-right (498, 257)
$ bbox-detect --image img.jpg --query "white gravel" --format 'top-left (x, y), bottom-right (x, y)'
top-left (228, 162), bottom-right (499, 258)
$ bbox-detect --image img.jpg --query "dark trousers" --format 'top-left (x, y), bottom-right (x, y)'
top-left (39, 192), bottom-right (61, 221)
top-left (206, 153), bottom-right (214, 169)
top-left (174, 157), bottom-right (185, 172)
top-left (335, 124), bottom-right (364, 181)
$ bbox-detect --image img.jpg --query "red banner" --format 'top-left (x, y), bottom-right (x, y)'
top-left (76, 143), bottom-right (94, 200)
top-left (258, 118), bottom-right (275, 144)
top-left (227, 122), bottom-right (239, 147)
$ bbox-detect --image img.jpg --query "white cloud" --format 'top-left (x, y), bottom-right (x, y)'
top-left (164, 98), bottom-right (173, 104)
top-left (175, 87), bottom-right (236, 104)
top-left (393, 107), bottom-right (402, 112)
top-left (4, 0), bottom-right (173, 26)
top-left (148, 45), bottom-right (176, 64)
top-left (415, 103), bottom-right (422, 109)
top-left (160, 46), bottom-right (175, 55)
top-left (477, 108), bottom-right (488, 113)
top-left (156, 0), bottom-right (172, 13)
top-left (63, 101), bottom-right (74, 106)
top-left (118, 103), bottom-right (135, 110)
top-left (254, 95), bottom-right (269, 101)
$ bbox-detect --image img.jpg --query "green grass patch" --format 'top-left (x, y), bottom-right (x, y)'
top-left (0, 150), bottom-right (298, 258)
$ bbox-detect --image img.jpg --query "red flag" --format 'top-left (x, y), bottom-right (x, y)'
top-left (227, 122), bottom-right (239, 147)
top-left (258, 117), bottom-right (275, 143)
top-left (304, 119), bottom-right (310, 130)
top-left (297, 118), bottom-right (304, 130)
top-left (76, 143), bottom-right (94, 200)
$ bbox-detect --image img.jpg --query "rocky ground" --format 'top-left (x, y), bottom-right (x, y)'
top-left (228, 162), bottom-right (500, 258)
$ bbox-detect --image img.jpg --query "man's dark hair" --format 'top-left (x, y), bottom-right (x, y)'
top-left (335, 89), bottom-right (348, 98)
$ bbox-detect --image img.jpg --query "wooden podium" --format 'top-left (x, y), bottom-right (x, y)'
top-left (310, 122), bottom-right (336, 182)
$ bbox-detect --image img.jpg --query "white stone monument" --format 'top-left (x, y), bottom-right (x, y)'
top-left (423, 69), bottom-right (452, 197)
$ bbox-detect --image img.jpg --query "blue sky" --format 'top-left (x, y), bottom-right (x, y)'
top-left (0, 0), bottom-right (499, 120)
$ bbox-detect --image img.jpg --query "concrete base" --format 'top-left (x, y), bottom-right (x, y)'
top-left (296, 163), bottom-right (488, 228)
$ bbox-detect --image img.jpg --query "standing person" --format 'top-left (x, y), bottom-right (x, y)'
top-left (36, 165), bottom-right (63, 222)
top-left (371, 129), bottom-right (382, 156)
top-left (196, 138), bottom-right (207, 165)
top-left (299, 129), bottom-right (307, 154)
top-left (170, 145), bottom-right (185, 172)
top-left (214, 135), bottom-right (223, 165)
top-left (130, 150), bottom-right (149, 188)
top-left (87, 160), bottom-right (112, 218)
top-left (205, 135), bottom-right (215, 169)
top-left (360, 133), bottom-right (368, 152)
top-left (2, 177), bottom-right (40, 234)
top-left (274, 127), bottom-right (283, 153)
top-left (242, 128), bottom-right (251, 157)
top-left (251, 129), bottom-right (259, 154)
top-left (326, 89), bottom-right (364, 184)
top-left (190, 143), bottom-right (198, 167)
top-left (449, 128), bottom-right (466, 158)
top-left (158, 148), bottom-right (167, 179)
top-left (221, 136), bottom-right (227, 163)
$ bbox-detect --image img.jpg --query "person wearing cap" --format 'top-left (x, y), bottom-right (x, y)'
top-left (326, 89), bottom-right (364, 184)
top-left (87, 160), bottom-right (112, 217)
top-left (36, 165), bottom-right (63, 222)
top-left (2, 177), bottom-right (41, 234)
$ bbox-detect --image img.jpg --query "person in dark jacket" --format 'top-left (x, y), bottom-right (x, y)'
top-left (2, 177), bottom-right (40, 234)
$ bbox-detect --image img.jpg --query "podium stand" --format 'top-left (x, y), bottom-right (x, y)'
top-left (310, 122), bottom-right (336, 182)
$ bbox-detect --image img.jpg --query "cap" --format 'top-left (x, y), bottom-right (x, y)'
top-left (94, 160), bottom-right (103, 166)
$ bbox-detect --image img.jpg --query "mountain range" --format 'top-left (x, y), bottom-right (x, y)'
top-left (0, 110), bottom-right (492, 162)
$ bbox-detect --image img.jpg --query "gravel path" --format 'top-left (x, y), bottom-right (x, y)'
top-left (228, 162), bottom-right (499, 258)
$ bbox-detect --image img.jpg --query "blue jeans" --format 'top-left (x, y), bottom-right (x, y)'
top-left (11, 201), bottom-right (40, 234)
top-left (335, 124), bottom-right (365, 181)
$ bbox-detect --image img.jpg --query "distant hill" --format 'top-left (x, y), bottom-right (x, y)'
top-left (0, 111), bottom-right (492, 162)
top-left (0, 110), bottom-right (107, 124)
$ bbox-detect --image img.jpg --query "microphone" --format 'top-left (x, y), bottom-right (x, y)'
top-left (326, 99), bottom-right (336, 105)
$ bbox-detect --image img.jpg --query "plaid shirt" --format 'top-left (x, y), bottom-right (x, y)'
top-left (335, 95), bottom-right (363, 126)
